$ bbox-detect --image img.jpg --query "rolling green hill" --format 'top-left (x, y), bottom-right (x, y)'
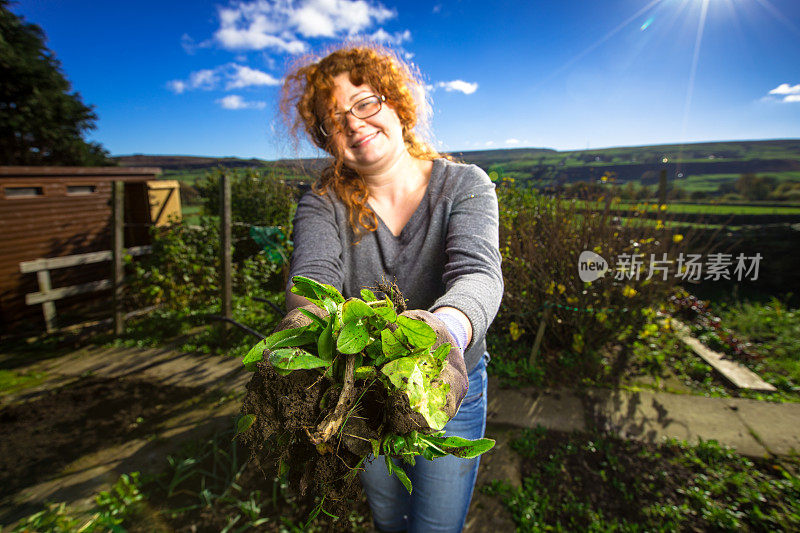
top-left (115, 139), bottom-right (800, 194)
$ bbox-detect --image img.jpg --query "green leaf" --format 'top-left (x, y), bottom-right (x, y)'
top-left (298, 308), bottom-right (327, 329)
top-left (370, 438), bottom-right (380, 458)
top-left (235, 414), bottom-right (256, 435)
top-left (397, 315), bottom-right (436, 349)
top-left (317, 318), bottom-right (334, 362)
top-left (409, 380), bottom-right (450, 431)
top-left (354, 366), bottom-right (377, 379)
top-left (242, 340), bottom-right (268, 370)
top-left (321, 297), bottom-right (339, 316)
top-left (373, 304), bottom-right (397, 323)
top-left (291, 276), bottom-right (345, 304)
top-left (364, 338), bottom-right (384, 361)
top-left (431, 436), bottom-right (496, 458)
top-left (269, 348), bottom-right (332, 372)
top-left (360, 288), bottom-right (378, 301)
top-left (265, 326), bottom-right (319, 350)
top-left (382, 355), bottom-right (451, 431)
top-left (336, 320), bottom-right (369, 354)
top-left (393, 465), bottom-right (413, 494)
top-left (431, 343), bottom-right (451, 363)
top-left (380, 356), bottom-right (423, 390)
top-left (341, 298), bottom-right (375, 324)
top-left (381, 329), bottom-right (407, 360)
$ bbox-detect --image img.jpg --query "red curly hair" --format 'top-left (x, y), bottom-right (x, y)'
top-left (281, 43), bottom-right (444, 236)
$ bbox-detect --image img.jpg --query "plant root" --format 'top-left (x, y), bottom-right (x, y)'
top-left (307, 354), bottom-right (357, 445)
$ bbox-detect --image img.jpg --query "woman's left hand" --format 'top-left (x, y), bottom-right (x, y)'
top-left (393, 309), bottom-right (469, 426)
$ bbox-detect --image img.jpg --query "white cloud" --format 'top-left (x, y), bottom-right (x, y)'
top-left (485, 141), bottom-right (495, 147)
top-left (167, 69), bottom-right (219, 93)
top-left (765, 83), bottom-right (800, 103)
top-left (227, 64), bottom-right (281, 89)
top-left (167, 80), bottom-right (187, 94)
top-left (505, 138), bottom-right (520, 145)
top-left (217, 95), bottom-right (266, 110)
top-left (436, 80), bottom-right (478, 95)
top-left (189, 69), bottom-right (220, 89)
top-left (769, 83), bottom-right (800, 95)
top-left (213, 0), bottom-right (395, 52)
top-left (169, 63), bottom-right (279, 93)
top-left (368, 28), bottom-right (411, 45)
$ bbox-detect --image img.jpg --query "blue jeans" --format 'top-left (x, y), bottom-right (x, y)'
top-left (360, 353), bottom-right (489, 533)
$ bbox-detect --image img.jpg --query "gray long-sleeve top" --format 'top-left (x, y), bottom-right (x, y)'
top-left (287, 158), bottom-right (504, 371)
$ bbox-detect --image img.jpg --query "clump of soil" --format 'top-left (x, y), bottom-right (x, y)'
top-left (241, 361), bottom-right (390, 516)
top-left (0, 376), bottom-right (200, 500)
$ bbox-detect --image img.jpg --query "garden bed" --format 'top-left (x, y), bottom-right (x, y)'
top-left (0, 376), bottom-right (201, 501)
top-left (482, 427), bottom-right (800, 531)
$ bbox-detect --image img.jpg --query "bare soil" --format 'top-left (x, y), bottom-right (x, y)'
top-left (0, 376), bottom-right (200, 501)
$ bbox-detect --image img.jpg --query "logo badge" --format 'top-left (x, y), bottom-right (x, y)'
top-left (578, 251), bottom-right (609, 283)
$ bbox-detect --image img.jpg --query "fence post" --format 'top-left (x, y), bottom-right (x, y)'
top-left (220, 172), bottom-right (233, 344)
top-left (528, 306), bottom-right (552, 367)
top-left (112, 181), bottom-right (125, 336)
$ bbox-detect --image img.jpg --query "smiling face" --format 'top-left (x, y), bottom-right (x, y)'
top-left (326, 72), bottom-right (407, 175)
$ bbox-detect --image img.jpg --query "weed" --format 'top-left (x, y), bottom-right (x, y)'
top-left (484, 428), bottom-right (800, 531)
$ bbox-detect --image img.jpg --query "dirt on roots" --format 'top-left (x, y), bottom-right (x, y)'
top-left (240, 361), bottom-right (400, 516)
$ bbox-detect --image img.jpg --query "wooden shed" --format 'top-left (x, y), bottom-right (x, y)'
top-left (0, 166), bottom-right (177, 334)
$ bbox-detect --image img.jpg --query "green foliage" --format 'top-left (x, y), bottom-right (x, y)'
top-left (484, 428), bottom-right (800, 531)
top-left (196, 167), bottom-right (296, 265)
top-left (12, 473), bottom-right (146, 532)
top-left (496, 186), bottom-right (692, 382)
top-left (126, 216), bottom-right (283, 313)
top-left (109, 291), bottom-right (284, 360)
top-left (0, 1), bottom-right (112, 165)
top-left (735, 173), bottom-right (778, 201)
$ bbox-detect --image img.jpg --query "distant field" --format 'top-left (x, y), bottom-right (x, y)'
top-left (589, 201), bottom-right (800, 215)
top-left (181, 205), bottom-right (203, 225)
top-left (617, 202), bottom-right (800, 215)
top-left (160, 169), bottom-right (209, 184)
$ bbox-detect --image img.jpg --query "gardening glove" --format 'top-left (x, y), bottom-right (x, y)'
top-left (387, 309), bottom-right (469, 434)
top-left (272, 304), bottom-right (329, 332)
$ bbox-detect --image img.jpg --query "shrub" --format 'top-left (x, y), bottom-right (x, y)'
top-left (496, 185), bottom-right (696, 379)
top-left (126, 217), bottom-right (282, 313)
top-left (196, 167), bottom-right (296, 264)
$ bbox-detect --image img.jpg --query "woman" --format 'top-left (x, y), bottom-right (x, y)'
top-left (281, 44), bottom-right (503, 533)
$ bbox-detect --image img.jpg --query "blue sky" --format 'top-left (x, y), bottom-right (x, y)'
top-left (11, 0), bottom-right (800, 160)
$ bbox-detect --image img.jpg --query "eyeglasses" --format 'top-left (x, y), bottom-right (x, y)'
top-left (319, 94), bottom-right (386, 137)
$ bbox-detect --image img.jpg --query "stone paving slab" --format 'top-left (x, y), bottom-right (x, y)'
top-left (584, 388), bottom-right (768, 457)
top-left (487, 382), bottom-right (586, 432)
top-left (487, 377), bottom-right (800, 458)
top-left (733, 399), bottom-right (800, 456)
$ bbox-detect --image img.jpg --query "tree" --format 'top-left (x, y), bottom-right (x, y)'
top-left (735, 173), bottom-right (776, 201)
top-left (0, 1), bottom-right (111, 165)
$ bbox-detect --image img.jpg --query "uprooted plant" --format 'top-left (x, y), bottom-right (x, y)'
top-left (237, 276), bottom-right (494, 517)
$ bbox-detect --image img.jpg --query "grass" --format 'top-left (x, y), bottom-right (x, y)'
top-left (483, 427), bottom-right (800, 532)
top-left (0, 368), bottom-right (48, 398)
top-left (181, 204), bottom-right (203, 225)
top-left (710, 298), bottom-right (800, 394)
